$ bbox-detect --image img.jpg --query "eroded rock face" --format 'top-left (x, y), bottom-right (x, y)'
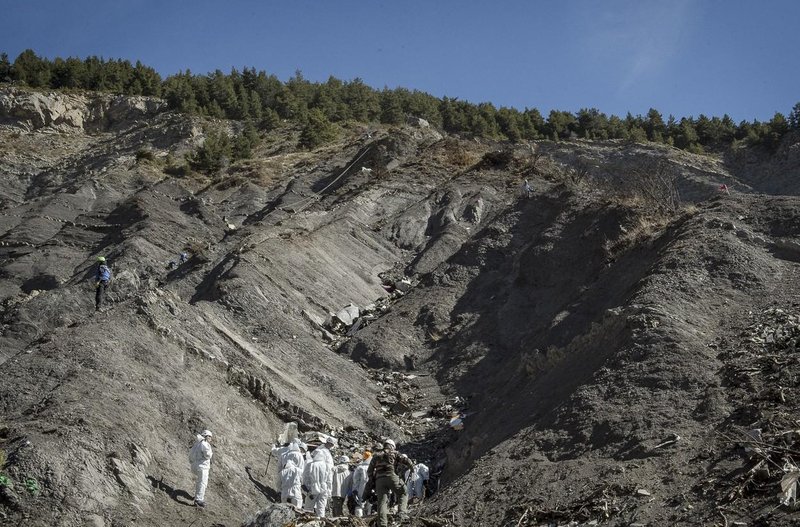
top-left (2, 87), bottom-right (800, 527)
top-left (0, 87), bottom-right (166, 132)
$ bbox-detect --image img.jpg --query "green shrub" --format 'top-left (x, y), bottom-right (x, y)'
top-left (189, 129), bottom-right (231, 173)
top-left (299, 108), bottom-right (338, 149)
top-left (479, 149), bottom-right (513, 168)
top-left (259, 108), bottom-right (281, 131)
top-left (232, 121), bottom-right (260, 160)
top-left (135, 149), bottom-right (156, 163)
top-left (686, 143), bottom-right (705, 155)
top-left (24, 478), bottom-right (39, 495)
top-left (163, 162), bottom-right (191, 177)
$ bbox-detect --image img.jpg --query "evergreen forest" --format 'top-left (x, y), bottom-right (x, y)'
top-left (2, 49), bottom-right (798, 153)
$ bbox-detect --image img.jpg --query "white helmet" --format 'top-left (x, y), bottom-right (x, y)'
top-left (201, 430), bottom-right (213, 438)
top-left (384, 439), bottom-right (396, 449)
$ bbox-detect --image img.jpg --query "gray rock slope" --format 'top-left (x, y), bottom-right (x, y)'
top-left (1, 87), bottom-right (800, 526)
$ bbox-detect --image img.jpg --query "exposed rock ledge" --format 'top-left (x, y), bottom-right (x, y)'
top-left (0, 86), bottom-right (166, 133)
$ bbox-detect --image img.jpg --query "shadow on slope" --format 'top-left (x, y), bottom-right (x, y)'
top-left (423, 190), bottom-right (673, 477)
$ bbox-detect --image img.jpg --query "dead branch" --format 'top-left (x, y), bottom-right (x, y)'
top-left (515, 507), bottom-right (530, 527)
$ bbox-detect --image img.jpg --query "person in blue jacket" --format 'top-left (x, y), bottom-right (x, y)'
top-left (95, 256), bottom-right (112, 311)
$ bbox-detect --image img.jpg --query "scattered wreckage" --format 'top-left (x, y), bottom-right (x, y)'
top-left (324, 277), bottom-right (413, 336)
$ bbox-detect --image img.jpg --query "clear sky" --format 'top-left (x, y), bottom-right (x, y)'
top-left (2, 0), bottom-right (798, 122)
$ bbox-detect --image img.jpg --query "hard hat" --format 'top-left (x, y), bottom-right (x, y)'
top-left (97, 256), bottom-right (106, 262)
top-left (384, 439), bottom-right (396, 449)
top-left (363, 451), bottom-right (372, 459)
top-left (338, 455), bottom-right (349, 464)
top-left (201, 430), bottom-right (213, 438)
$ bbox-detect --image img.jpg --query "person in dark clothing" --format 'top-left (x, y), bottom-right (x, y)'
top-left (95, 256), bottom-right (112, 311)
top-left (365, 439), bottom-right (412, 527)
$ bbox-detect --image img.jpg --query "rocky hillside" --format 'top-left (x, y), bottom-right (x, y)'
top-left (1, 86), bottom-right (800, 527)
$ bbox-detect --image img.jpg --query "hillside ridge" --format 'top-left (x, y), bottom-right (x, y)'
top-left (1, 88), bottom-right (800, 527)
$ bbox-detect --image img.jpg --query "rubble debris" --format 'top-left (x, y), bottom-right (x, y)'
top-left (326, 298), bottom-right (392, 336)
top-left (779, 464), bottom-right (800, 506)
top-left (395, 278), bottom-right (412, 293)
top-left (243, 505), bottom-right (455, 526)
top-left (653, 433), bottom-right (681, 449)
top-left (379, 274), bottom-right (414, 298)
top-left (330, 304), bottom-right (360, 329)
top-left (508, 484), bottom-right (636, 525)
top-left (717, 307), bottom-right (800, 510)
top-left (448, 415), bottom-right (464, 431)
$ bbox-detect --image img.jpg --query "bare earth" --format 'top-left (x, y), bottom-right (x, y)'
top-left (1, 87), bottom-right (800, 526)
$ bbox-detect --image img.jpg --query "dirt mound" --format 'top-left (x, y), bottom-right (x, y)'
top-left (2, 88), bottom-right (800, 526)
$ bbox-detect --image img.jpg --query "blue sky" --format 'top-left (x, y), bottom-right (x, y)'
top-left (2, 1), bottom-right (798, 122)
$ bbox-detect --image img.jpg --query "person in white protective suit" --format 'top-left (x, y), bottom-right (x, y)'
top-left (352, 451), bottom-right (372, 517)
top-left (331, 455), bottom-right (351, 516)
top-left (285, 441), bottom-right (306, 473)
top-left (271, 442), bottom-right (291, 478)
top-left (273, 439), bottom-right (304, 474)
top-left (521, 178), bottom-right (533, 198)
top-left (303, 437), bottom-right (336, 517)
top-left (188, 430), bottom-right (213, 507)
top-left (280, 457), bottom-right (303, 507)
top-left (406, 462), bottom-right (430, 502)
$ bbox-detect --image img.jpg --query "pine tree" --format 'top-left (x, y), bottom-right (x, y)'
top-left (0, 53), bottom-right (12, 82)
top-left (232, 121), bottom-right (260, 160)
top-left (546, 110), bottom-right (577, 140)
top-left (299, 108), bottom-right (338, 149)
top-left (260, 107), bottom-right (280, 131)
top-left (379, 89), bottom-right (404, 124)
top-left (209, 70), bottom-right (238, 118)
top-left (789, 103), bottom-right (800, 130)
top-left (248, 90), bottom-right (263, 121)
top-left (132, 60), bottom-right (162, 96)
top-left (522, 108), bottom-right (545, 139)
top-left (764, 113), bottom-right (789, 151)
top-left (163, 73), bottom-right (198, 113)
top-left (496, 107), bottom-right (522, 141)
top-left (50, 57), bottom-right (87, 89)
top-left (645, 108), bottom-right (666, 142)
top-left (13, 49), bottom-right (51, 87)
top-left (440, 97), bottom-right (466, 134)
top-left (345, 78), bottom-right (380, 122)
top-left (674, 118), bottom-right (699, 150)
top-left (189, 129), bottom-right (231, 172)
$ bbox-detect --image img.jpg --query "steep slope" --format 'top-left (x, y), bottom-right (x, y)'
top-left (2, 87), bottom-right (800, 527)
top-left (0, 88), bottom-right (508, 525)
top-left (408, 194), bottom-right (800, 526)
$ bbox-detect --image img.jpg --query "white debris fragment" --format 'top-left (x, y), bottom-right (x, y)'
top-left (780, 463), bottom-right (800, 506)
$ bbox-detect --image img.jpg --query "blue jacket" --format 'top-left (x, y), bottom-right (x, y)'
top-left (96, 264), bottom-right (112, 283)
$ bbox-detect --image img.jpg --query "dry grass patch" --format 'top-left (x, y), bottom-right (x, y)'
top-left (604, 212), bottom-right (671, 258)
